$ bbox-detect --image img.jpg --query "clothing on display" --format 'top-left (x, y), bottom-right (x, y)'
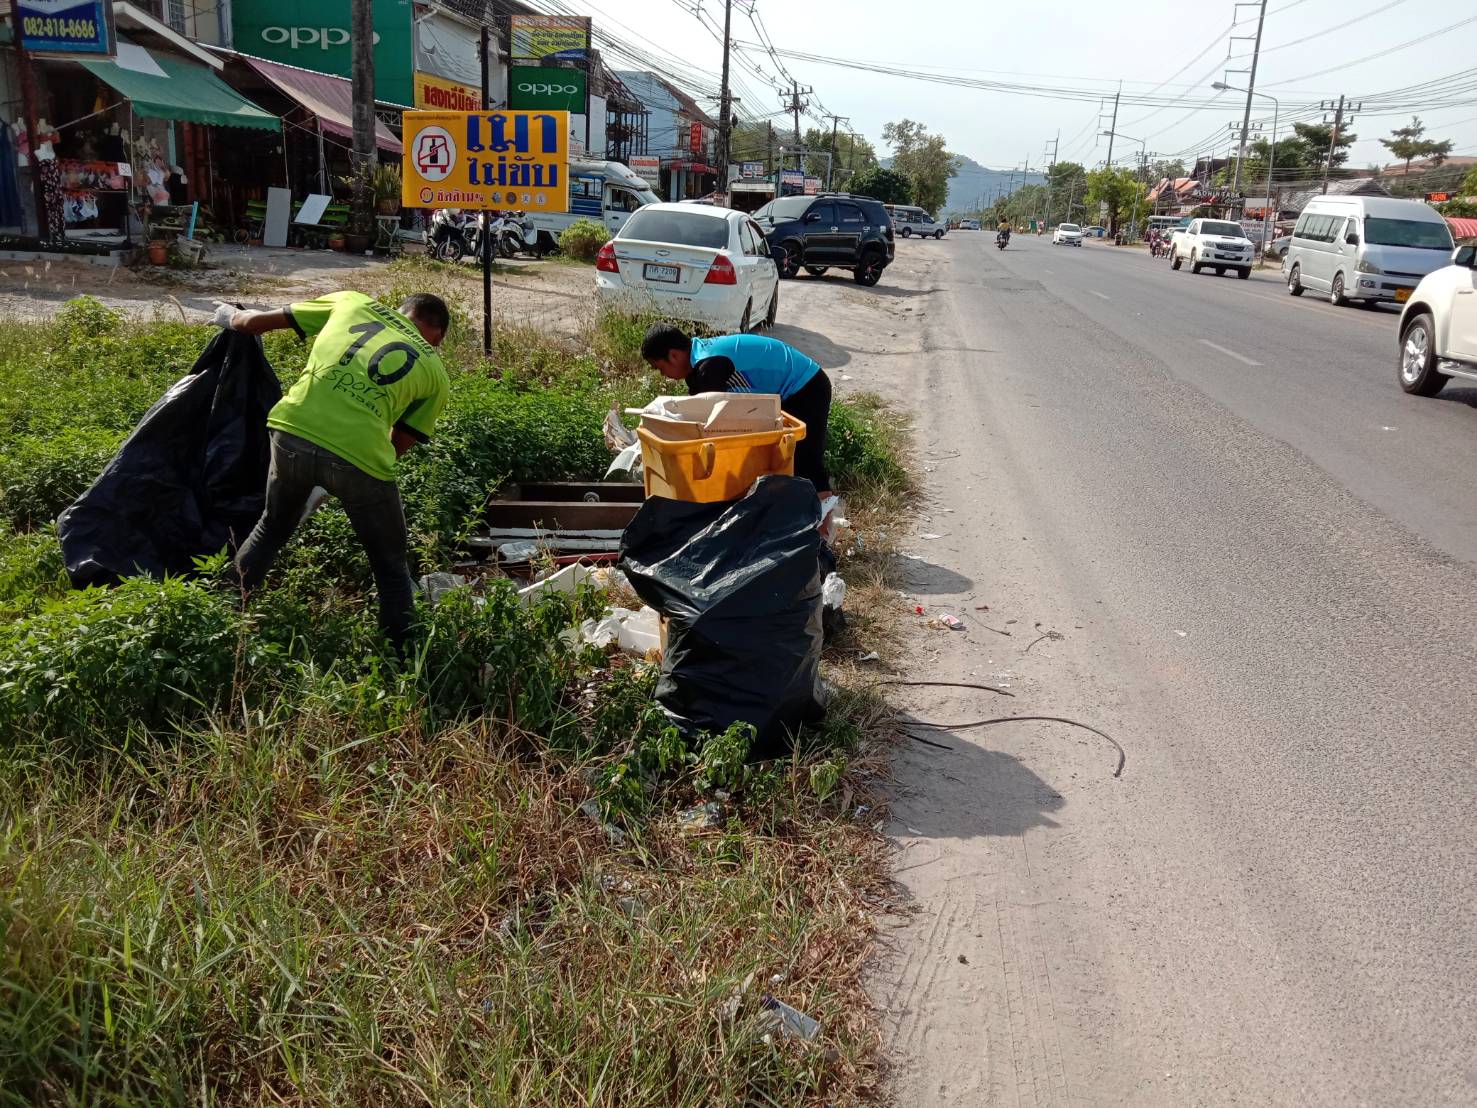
top-left (63, 191), bottom-right (100, 223)
top-left (37, 158), bottom-right (65, 241)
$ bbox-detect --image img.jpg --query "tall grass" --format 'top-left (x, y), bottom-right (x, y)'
top-left (0, 295), bottom-right (910, 1105)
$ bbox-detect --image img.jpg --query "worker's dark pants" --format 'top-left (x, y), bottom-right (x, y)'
top-left (234, 431), bottom-right (417, 653)
top-left (785, 370), bottom-right (831, 495)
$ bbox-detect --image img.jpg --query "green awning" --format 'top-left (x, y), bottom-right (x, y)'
top-left (80, 51), bottom-right (279, 132)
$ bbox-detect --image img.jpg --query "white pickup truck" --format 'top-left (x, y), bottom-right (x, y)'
top-left (1169, 218), bottom-right (1255, 279)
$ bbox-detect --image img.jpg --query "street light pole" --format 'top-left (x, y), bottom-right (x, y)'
top-left (1214, 82), bottom-right (1279, 266)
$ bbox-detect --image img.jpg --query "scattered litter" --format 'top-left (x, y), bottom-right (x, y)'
top-left (1174, 629), bottom-right (1188, 638)
top-left (1025, 629), bottom-right (1065, 653)
top-left (579, 606), bottom-right (661, 655)
top-left (974, 604), bottom-right (990, 611)
top-left (616, 896), bottom-right (648, 920)
top-left (603, 406), bottom-right (637, 449)
top-left (822, 572), bottom-right (847, 611)
top-left (958, 954), bottom-right (969, 965)
top-left (418, 571), bottom-right (469, 603)
top-left (928, 613), bottom-right (965, 632)
top-left (920, 533), bottom-right (944, 540)
top-left (517, 562), bottom-right (595, 605)
top-left (606, 441), bottom-right (643, 480)
top-left (857, 651), bottom-right (881, 663)
top-left (914, 604), bottom-right (925, 615)
top-left (840, 373), bottom-right (853, 381)
top-left (579, 799), bottom-right (627, 846)
top-left (761, 996), bottom-right (821, 1041)
top-left (677, 801), bottom-right (724, 834)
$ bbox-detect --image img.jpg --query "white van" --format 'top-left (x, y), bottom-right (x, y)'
top-left (1283, 195), bottom-right (1454, 307)
top-left (886, 204), bottom-right (947, 239)
top-left (526, 159), bottom-right (661, 253)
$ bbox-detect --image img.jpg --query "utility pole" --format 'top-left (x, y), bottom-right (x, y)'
top-left (1104, 83), bottom-right (1121, 168)
top-left (784, 81), bottom-right (811, 171)
top-left (8, 11), bottom-right (53, 244)
top-left (1229, 0), bottom-right (1268, 198)
top-left (1320, 95), bottom-right (1358, 194)
top-left (1043, 131), bottom-right (1059, 227)
top-left (350, 0), bottom-right (375, 241)
top-left (716, 0), bottom-right (733, 186)
top-left (766, 120), bottom-right (774, 177)
top-left (825, 113), bottom-right (848, 189)
top-left (479, 24), bottom-right (492, 356)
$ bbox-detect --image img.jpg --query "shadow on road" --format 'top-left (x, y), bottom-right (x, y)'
top-left (1436, 386), bottom-right (1477, 409)
top-left (896, 555), bottom-right (974, 596)
top-left (769, 322), bottom-right (851, 367)
top-left (889, 711), bottom-right (1065, 839)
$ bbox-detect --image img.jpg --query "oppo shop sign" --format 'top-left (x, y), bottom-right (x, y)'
top-left (508, 66), bottom-right (587, 113)
top-left (233, 0), bottom-right (414, 107)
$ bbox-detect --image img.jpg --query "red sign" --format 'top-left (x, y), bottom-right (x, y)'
top-left (1427, 192), bottom-right (1451, 203)
top-left (690, 121), bottom-right (703, 154)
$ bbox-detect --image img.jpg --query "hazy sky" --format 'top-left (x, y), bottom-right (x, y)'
top-left (568, 0), bottom-right (1477, 174)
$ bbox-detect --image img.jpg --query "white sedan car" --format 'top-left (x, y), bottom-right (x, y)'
top-left (1053, 222), bottom-right (1084, 246)
top-left (1397, 243), bottom-right (1477, 396)
top-left (595, 203), bottom-right (779, 332)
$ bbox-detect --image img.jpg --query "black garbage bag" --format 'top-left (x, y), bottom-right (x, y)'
top-left (58, 330), bottom-right (281, 588)
top-left (620, 475), bottom-right (826, 754)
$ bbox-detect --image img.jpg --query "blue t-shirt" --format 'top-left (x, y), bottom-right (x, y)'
top-left (688, 334), bottom-right (821, 399)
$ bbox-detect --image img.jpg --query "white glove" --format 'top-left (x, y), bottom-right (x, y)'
top-left (210, 302), bottom-right (236, 329)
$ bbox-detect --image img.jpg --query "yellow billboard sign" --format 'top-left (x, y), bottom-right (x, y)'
top-left (401, 110), bottom-right (570, 212)
top-left (413, 72), bottom-right (481, 112)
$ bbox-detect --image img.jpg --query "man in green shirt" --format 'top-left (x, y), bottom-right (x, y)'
top-left (216, 291), bottom-right (451, 654)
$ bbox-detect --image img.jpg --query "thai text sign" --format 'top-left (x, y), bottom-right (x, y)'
top-left (630, 155), bottom-right (661, 184)
top-left (19, 0), bottom-right (114, 55)
top-left (689, 121), bottom-right (704, 154)
top-left (414, 72), bottom-right (481, 112)
top-left (402, 111), bottom-right (570, 212)
top-left (510, 14), bottom-right (590, 60)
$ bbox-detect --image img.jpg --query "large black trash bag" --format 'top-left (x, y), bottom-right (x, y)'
top-left (620, 475), bottom-right (826, 754)
top-left (58, 330), bottom-right (281, 588)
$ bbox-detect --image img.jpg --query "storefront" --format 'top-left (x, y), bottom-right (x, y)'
top-left (219, 52), bottom-right (403, 207)
top-left (4, 30), bottom-right (279, 254)
top-left (661, 159), bottom-right (714, 202)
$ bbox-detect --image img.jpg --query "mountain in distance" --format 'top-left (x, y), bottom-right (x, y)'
top-left (880, 154), bottom-right (1046, 215)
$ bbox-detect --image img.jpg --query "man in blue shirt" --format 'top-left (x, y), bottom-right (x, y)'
top-left (640, 324), bottom-right (832, 496)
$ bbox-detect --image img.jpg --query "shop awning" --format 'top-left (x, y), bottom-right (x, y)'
top-left (1446, 216), bottom-right (1477, 241)
top-left (80, 49), bottom-right (279, 131)
top-left (244, 56), bottom-right (402, 155)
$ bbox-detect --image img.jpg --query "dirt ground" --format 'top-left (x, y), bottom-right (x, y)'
top-left (0, 245), bottom-right (592, 332)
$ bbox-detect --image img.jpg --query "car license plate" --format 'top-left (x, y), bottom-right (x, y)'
top-left (643, 263), bottom-right (680, 283)
top-left (1394, 288), bottom-right (1411, 303)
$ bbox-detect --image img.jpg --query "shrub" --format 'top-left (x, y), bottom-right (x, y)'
top-left (0, 525), bottom-right (67, 616)
top-left (559, 218), bottom-right (610, 262)
top-left (0, 427), bottom-right (124, 527)
top-left (0, 576), bottom-right (262, 742)
top-left (826, 396), bottom-right (909, 492)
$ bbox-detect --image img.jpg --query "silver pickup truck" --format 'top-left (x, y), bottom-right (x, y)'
top-left (1169, 218), bottom-right (1255, 280)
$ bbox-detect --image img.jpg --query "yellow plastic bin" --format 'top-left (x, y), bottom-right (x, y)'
top-left (638, 414), bottom-right (807, 503)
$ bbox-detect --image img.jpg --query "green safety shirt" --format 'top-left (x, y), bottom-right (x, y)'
top-left (266, 291), bottom-right (450, 481)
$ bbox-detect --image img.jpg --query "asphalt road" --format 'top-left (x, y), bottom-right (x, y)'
top-left (857, 232), bottom-right (1477, 1106)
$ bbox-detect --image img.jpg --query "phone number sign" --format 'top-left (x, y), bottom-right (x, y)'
top-left (19, 0), bottom-right (114, 55)
top-left (402, 111), bottom-right (570, 212)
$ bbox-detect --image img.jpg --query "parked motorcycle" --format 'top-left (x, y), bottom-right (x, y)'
top-left (430, 208), bottom-right (478, 262)
top-left (496, 212), bottom-right (537, 258)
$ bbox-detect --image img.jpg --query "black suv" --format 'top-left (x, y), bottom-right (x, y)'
top-left (753, 193), bottom-right (895, 287)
